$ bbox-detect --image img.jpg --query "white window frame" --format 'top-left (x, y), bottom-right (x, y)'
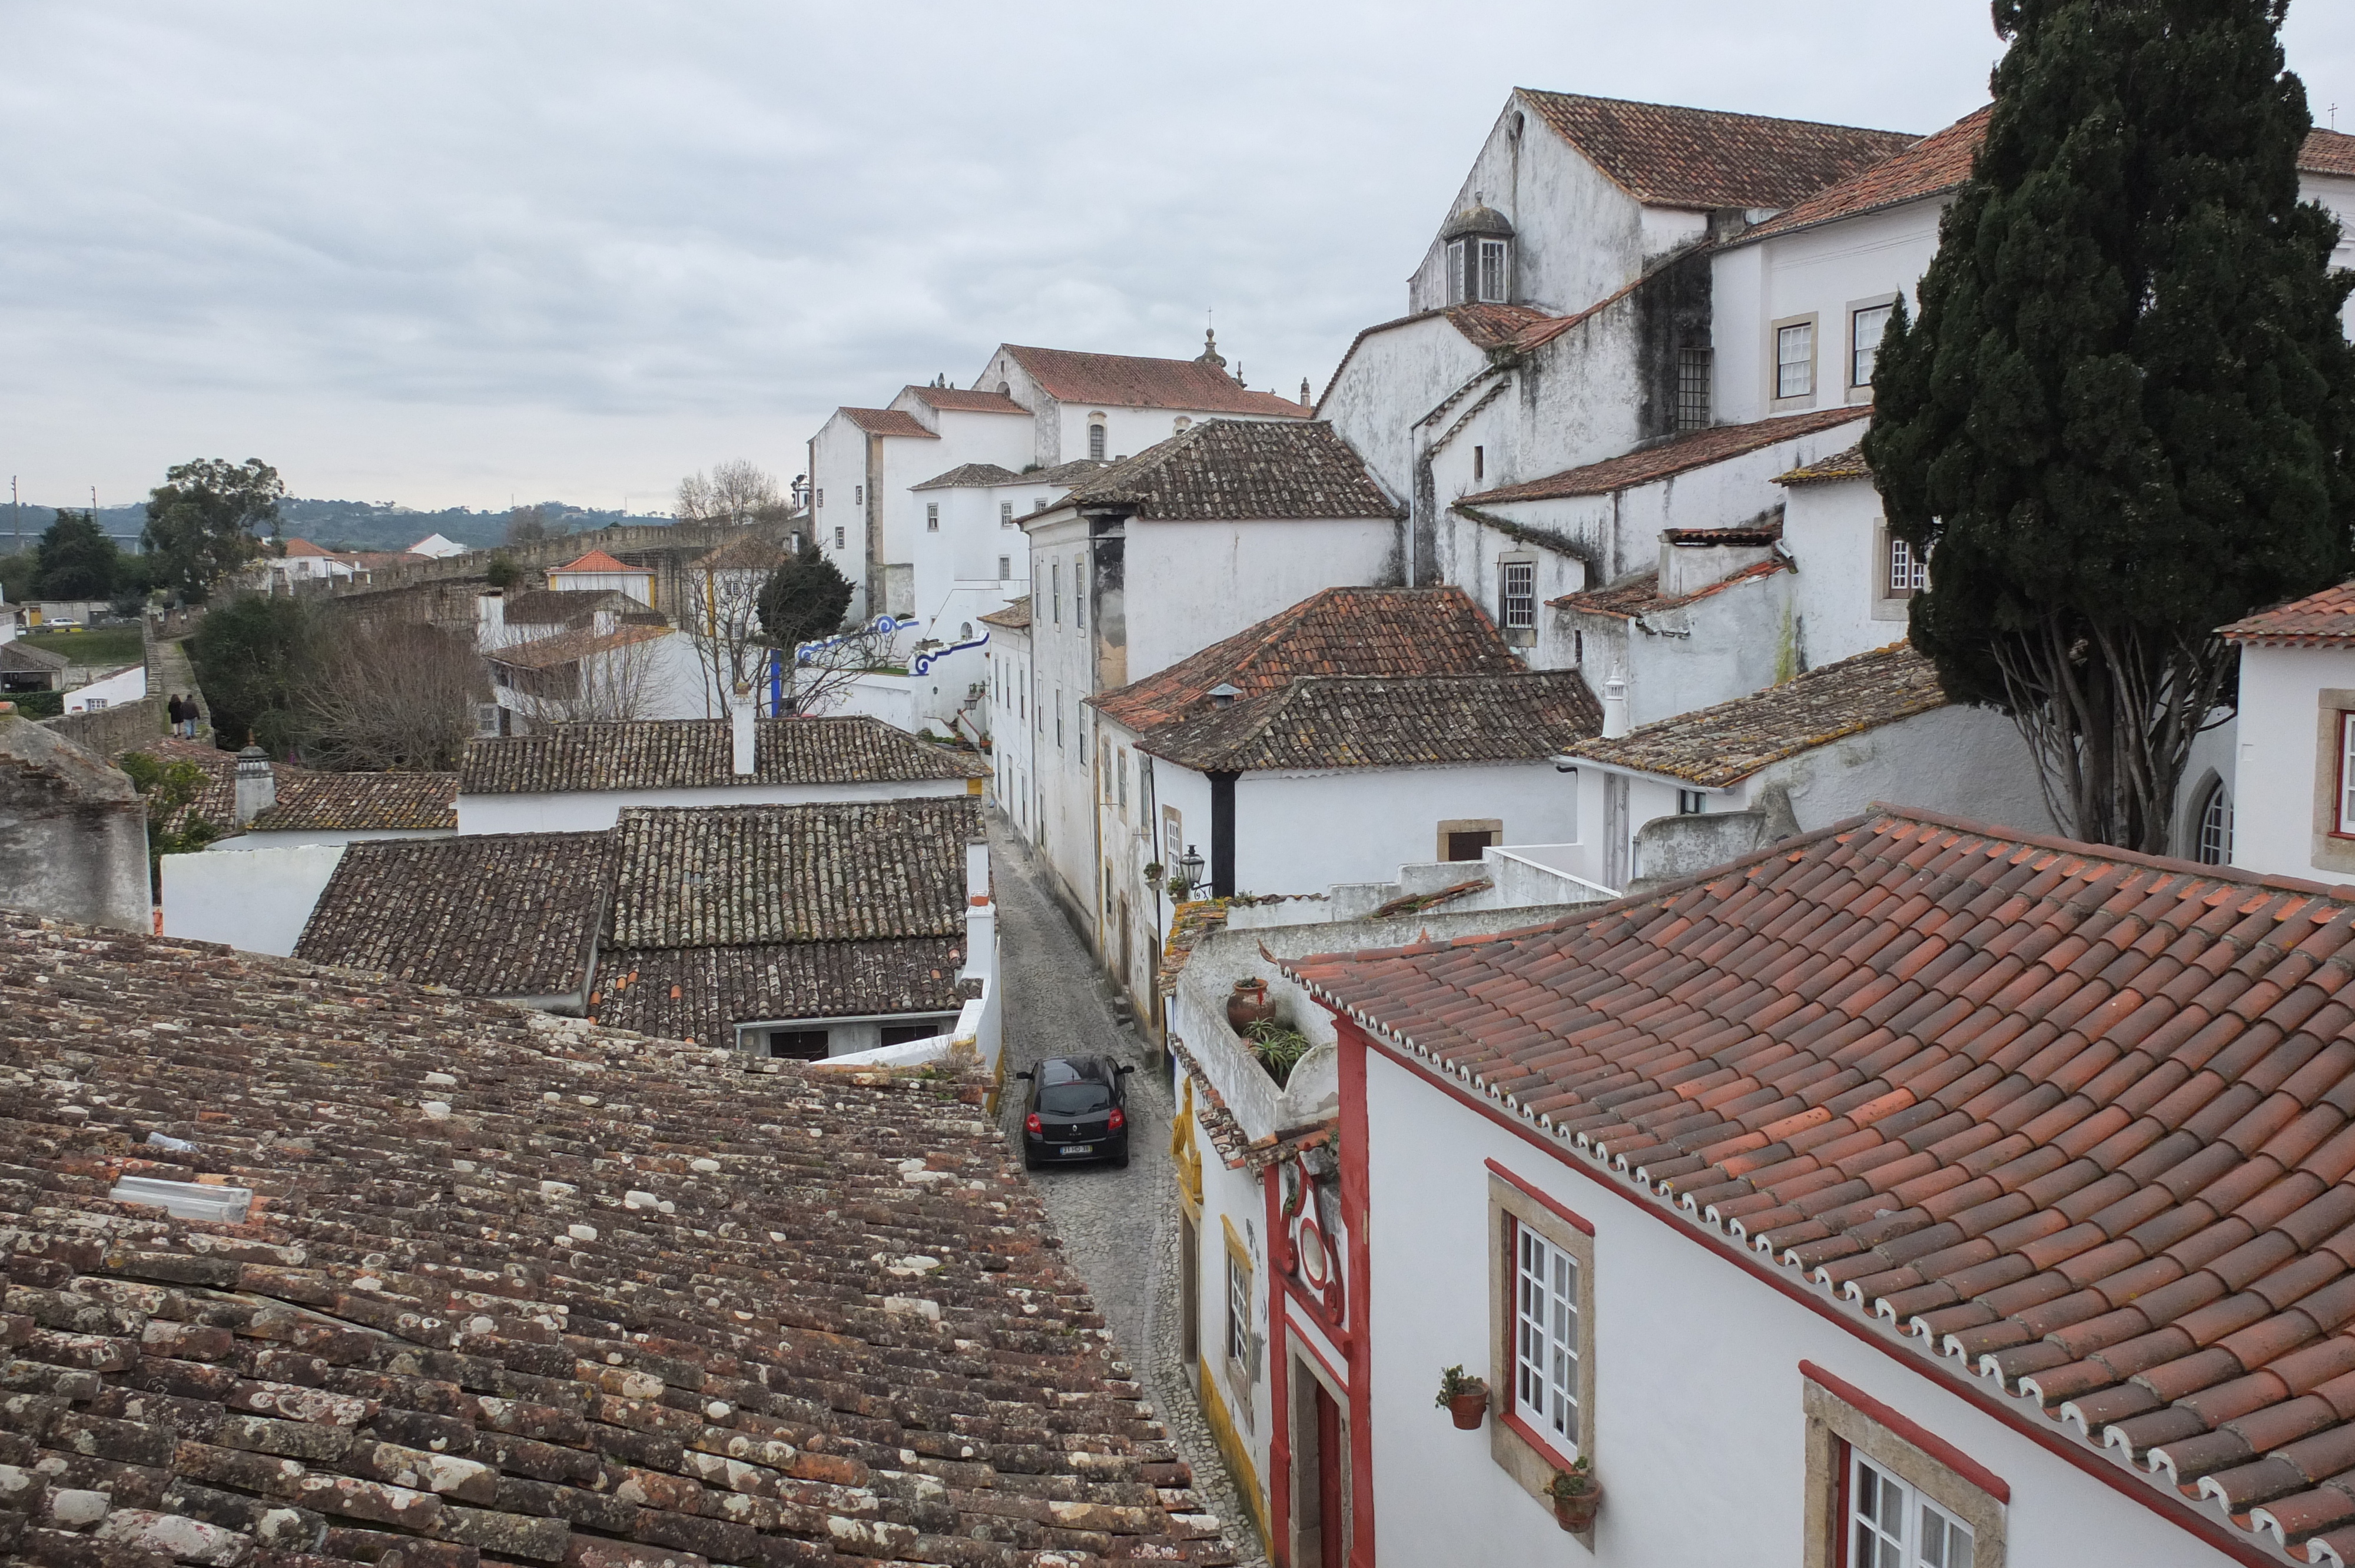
top-left (1512, 1221), bottom-right (1579, 1451)
top-left (1487, 1168), bottom-right (1596, 1516)
top-left (1447, 238), bottom-right (1468, 304)
top-left (833, 526), bottom-right (845, 550)
top-left (1000, 501), bottom-right (1014, 527)
top-left (1500, 559), bottom-right (1535, 633)
top-left (854, 484), bottom-right (863, 506)
top-left (1888, 534), bottom-right (1928, 597)
top-left (1074, 553), bottom-right (1085, 631)
top-left (1052, 562), bottom-right (1062, 624)
top-left (1802, 1373), bottom-right (2007, 1568)
top-left (1850, 1452), bottom-right (1975, 1568)
top-left (926, 502), bottom-right (940, 531)
top-left (1850, 299), bottom-right (1895, 391)
top-left (1088, 419), bottom-right (1107, 461)
top-left (2339, 712), bottom-right (2355, 837)
top-left (997, 554), bottom-right (1011, 581)
top-left (1478, 238), bottom-right (1508, 303)
top-left (1773, 314), bottom-right (1819, 403)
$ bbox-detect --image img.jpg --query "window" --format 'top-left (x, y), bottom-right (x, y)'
top-left (1852, 303), bottom-right (1893, 388)
top-left (1000, 501), bottom-right (1015, 527)
top-left (1679, 789), bottom-right (1707, 815)
top-left (834, 526), bottom-right (845, 549)
top-left (815, 488), bottom-right (824, 508)
top-left (2340, 712), bottom-right (2355, 836)
top-left (854, 484), bottom-right (864, 506)
top-left (1100, 740), bottom-right (1112, 801)
top-left (1571, 629), bottom-right (1585, 666)
top-left (767, 1029), bottom-right (830, 1061)
top-left (1440, 819), bottom-right (1501, 861)
top-left (997, 554), bottom-right (1011, 580)
top-left (1447, 238), bottom-right (1468, 304)
top-left (1226, 1245), bottom-right (1254, 1380)
top-left (1514, 1224), bottom-right (1580, 1450)
top-left (1501, 560), bottom-right (1535, 630)
top-left (1088, 420), bottom-right (1107, 461)
top-left (1473, 445), bottom-right (1485, 483)
top-left (1117, 749), bottom-right (1129, 808)
top-left (1034, 495), bottom-right (1048, 513)
top-left (1677, 348), bottom-right (1713, 430)
top-left (1074, 553), bottom-right (1085, 630)
top-left (1777, 321), bottom-right (1816, 399)
top-left (1888, 534), bottom-right (1928, 596)
top-left (1052, 562), bottom-right (1062, 624)
top-left (1849, 1454), bottom-right (1973, 1568)
top-left (1055, 689), bottom-right (1064, 748)
top-left (1478, 238), bottom-right (1509, 303)
top-left (2195, 779), bottom-right (2233, 864)
top-left (926, 503), bottom-right (940, 531)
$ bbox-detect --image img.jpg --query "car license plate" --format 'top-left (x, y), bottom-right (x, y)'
top-left (1060, 1145), bottom-right (1091, 1157)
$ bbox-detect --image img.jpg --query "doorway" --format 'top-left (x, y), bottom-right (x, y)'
top-left (1289, 1357), bottom-right (1348, 1568)
top-left (1179, 1215), bottom-right (1201, 1366)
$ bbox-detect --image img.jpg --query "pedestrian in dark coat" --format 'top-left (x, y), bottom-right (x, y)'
top-left (167, 695), bottom-right (185, 730)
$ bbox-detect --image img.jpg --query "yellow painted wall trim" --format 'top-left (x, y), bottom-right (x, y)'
top-left (1198, 1357), bottom-right (1270, 1557)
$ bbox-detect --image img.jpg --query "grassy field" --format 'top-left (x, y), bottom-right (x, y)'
top-left (20, 627), bottom-right (144, 667)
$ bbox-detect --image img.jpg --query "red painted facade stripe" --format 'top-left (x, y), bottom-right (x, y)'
top-left (1802, 1360), bottom-right (2011, 1504)
top-left (1335, 1017), bottom-right (2286, 1568)
top-left (1485, 1157), bottom-right (1596, 1234)
top-left (1340, 1016), bottom-right (1378, 1567)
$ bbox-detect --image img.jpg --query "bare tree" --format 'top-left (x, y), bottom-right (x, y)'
top-left (304, 614), bottom-right (487, 770)
top-left (778, 622), bottom-right (902, 717)
top-left (682, 539), bottom-right (788, 713)
top-left (676, 460), bottom-right (792, 527)
top-left (505, 505), bottom-right (550, 545)
top-left (502, 627), bottom-right (675, 727)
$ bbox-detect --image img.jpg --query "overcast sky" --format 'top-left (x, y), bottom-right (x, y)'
top-left (4, 2), bottom-right (2350, 515)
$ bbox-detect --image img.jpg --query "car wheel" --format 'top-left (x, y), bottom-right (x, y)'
top-left (1113, 1146), bottom-right (1130, 1170)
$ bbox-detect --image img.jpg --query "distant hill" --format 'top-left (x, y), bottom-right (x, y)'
top-left (0, 498), bottom-right (674, 556)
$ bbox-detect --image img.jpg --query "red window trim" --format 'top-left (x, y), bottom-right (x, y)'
top-left (1486, 1157), bottom-right (1596, 1235)
top-left (1802, 1360), bottom-right (2010, 1504)
top-left (1835, 1437), bottom-right (1855, 1568)
top-left (2334, 710), bottom-right (2355, 841)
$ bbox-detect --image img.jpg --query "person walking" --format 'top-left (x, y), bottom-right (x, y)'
top-left (182, 696), bottom-right (203, 739)
top-left (166, 694), bottom-right (184, 735)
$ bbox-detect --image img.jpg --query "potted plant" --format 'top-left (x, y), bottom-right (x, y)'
top-left (1227, 976), bottom-right (1278, 1033)
top-left (1435, 1365), bottom-right (1488, 1429)
top-left (1548, 1458), bottom-right (1601, 1531)
top-left (1142, 861), bottom-right (1164, 883)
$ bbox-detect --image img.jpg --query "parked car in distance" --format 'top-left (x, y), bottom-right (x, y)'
top-left (1016, 1055), bottom-right (1134, 1169)
top-left (41, 619), bottom-right (79, 630)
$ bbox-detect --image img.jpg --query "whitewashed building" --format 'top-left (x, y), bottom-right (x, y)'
top-left (2220, 583), bottom-right (2355, 885)
top-left (980, 596), bottom-right (1037, 841)
top-left (545, 547), bottom-right (658, 606)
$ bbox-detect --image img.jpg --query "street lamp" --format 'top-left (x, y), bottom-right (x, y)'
top-left (1179, 843), bottom-right (1205, 896)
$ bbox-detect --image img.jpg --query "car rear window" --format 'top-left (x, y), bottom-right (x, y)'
top-left (1039, 1082), bottom-right (1112, 1114)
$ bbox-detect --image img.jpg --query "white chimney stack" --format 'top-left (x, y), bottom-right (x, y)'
top-left (730, 686), bottom-right (756, 775)
top-left (961, 838), bottom-right (993, 982)
top-left (476, 590), bottom-right (505, 652)
top-left (233, 746), bottom-right (276, 825)
top-left (1601, 670), bottom-right (1630, 740)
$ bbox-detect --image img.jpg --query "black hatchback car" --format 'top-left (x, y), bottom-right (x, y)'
top-left (1017, 1055), bottom-right (1135, 1168)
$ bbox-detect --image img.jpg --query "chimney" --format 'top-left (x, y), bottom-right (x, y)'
top-left (233, 746), bottom-right (276, 825)
top-left (1300, 377), bottom-right (1312, 410)
top-left (965, 838), bottom-right (990, 903)
top-left (961, 838), bottom-right (993, 983)
top-left (476, 590), bottom-right (505, 650)
top-left (730, 685), bottom-right (756, 776)
top-left (1601, 670), bottom-right (1630, 740)
top-left (1209, 683), bottom-right (1241, 709)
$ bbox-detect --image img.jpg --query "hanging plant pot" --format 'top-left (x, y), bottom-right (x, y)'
top-left (1551, 1480), bottom-right (1601, 1532)
top-left (1447, 1388), bottom-right (1490, 1430)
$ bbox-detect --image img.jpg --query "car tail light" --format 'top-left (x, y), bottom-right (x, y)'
top-left (1107, 1107), bottom-right (1126, 1132)
top-left (1025, 1112), bottom-right (1042, 1134)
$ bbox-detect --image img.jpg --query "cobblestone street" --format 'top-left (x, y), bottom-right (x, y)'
top-left (988, 817), bottom-right (1269, 1567)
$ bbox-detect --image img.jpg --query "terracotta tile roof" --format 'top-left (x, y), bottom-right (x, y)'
top-left (294, 830), bottom-right (615, 996)
top-left (1001, 345), bottom-right (1311, 418)
top-left (592, 938), bottom-right (976, 1044)
top-left (0, 908), bottom-right (1229, 1567)
top-left (606, 799), bottom-right (977, 950)
top-left (1732, 117), bottom-right (2354, 247)
top-left (498, 587), bottom-right (656, 626)
top-left (1092, 586), bottom-right (1521, 734)
top-left (113, 736), bottom-right (238, 836)
top-left (251, 770), bottom-right (459, 833)
top-left (1734, 108), bottom-right (1991, 244)
top-left (550, 549), bottom-right (636, 574)
top-left (912, 462), bottom-right (1023, 491)
top-left (1517, 89), bottom-right (1918, 210)
top-left (1568, 642), bottom-right (1947, 787)
top-left (1464, 407), bottom-right (1868, 504)
top-left (838, 407), bottom-right (938, 438)
top-left (1286, 808), bottom-right (2355, 1566)
top-left (689, 534), bottom-right (789, 573)
top-left (1778, 444), bottom-right (1872, 485)
top-left (2308, 128), bottom-right (2355, 178)
top-left (1142, 671), bottom-right (1601, 774)
top-left (482, 621), bottom-right (672, 672)
top-left (2, 640), bottom-right (72, 672)
top-left (280, 538), bottom-right (339, 559)
top-left (979, 597), bottom-right (1032, 632)
top-left (1663, 519), bottom-right (1783, 546)
top-left (1550, 558), bottom-right (1789, 619)
top-left (1314, 304), bottom-right (1574, 416)
top-left (460, 716), bottom-right (986, 795)
top-left (904, 384), bottom-right (1029, 415)
top-left (1023, 458), bottom-right (1110, 487)
top-left (1057, 419), bottom-right (1397, 523)
top-left (2221, 583), bottom-right (2355, 647)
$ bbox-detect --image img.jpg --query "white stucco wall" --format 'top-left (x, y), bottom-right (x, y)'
top-left (2232, 643), bottom-right (2355, 883)
top-left (808, 412), bottom-right (871, 613)
top-left (1782, 476), bottom-right (1912, 667)
top-left (1225, 763), bottom-right (1580, 898)
top-left (62, 662), bottom-right (145, 713)
top-left (161, 843), bottom-right (346, 957)
top-left (985, 625), bottom-right (1036, 840)
top-left (1123, 516), bottom-right (1399, 683)
top-left (1318, 315), bottom-right (1495, 506)
top-left (213, 827), bottom-right (453, 853)
top-left (1361, 1044), bottom-right (2247, 1567)
top-left (457, 775), bottom-right (970, 836)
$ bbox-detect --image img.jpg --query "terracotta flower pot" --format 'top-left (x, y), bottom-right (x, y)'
top-left (1447, 1388), bottom-right (1489, 1430)
top-left (1553, 1481), bottom-right (1602, 1532)
top-left (1227, 978), bottom-right (1276, 1033)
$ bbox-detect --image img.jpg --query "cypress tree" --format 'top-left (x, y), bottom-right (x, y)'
top-left (1864, 0), bottom-right (2355, 853)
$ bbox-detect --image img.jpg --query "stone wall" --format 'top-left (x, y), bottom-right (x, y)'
top-left (328, 520), bottom-right (798, 617)
top-left (0, 715), bottom-right (150, 931)
top-left (40, 697), bottom-right (166, 757)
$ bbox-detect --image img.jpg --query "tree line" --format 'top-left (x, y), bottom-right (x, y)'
top-left (2, 459), bottom-right (286, 608)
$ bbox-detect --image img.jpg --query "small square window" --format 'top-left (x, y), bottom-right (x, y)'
top-left (997, 554), bottom-right (1011, 580)
top-left (815, 488), bottom-right (824, 508)
top-left (1678, 789), bottom-right (1707, 815)
top-left (1777, 323), bottom-right (1815, 400)
top-left (1888, 535), bottom-right (1928, 596)
top-left (1852, 304), bottom-right (1892, 387)
top-left (926, 503), bottom-right (940, 531)
top-left (833, 526), bottom-right (845, 549)
top-left (1000, 501), bottom-right (1014, 527)
top-left (854, 484), bottom-right (863, 506)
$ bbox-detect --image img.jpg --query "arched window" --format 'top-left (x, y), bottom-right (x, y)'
top-left (959, 621), bottom-right (973, 641)
top-left (2195, 778), bottom-right (2234, 865)
top-left (1087, 417), bottom-right (1108, 461)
